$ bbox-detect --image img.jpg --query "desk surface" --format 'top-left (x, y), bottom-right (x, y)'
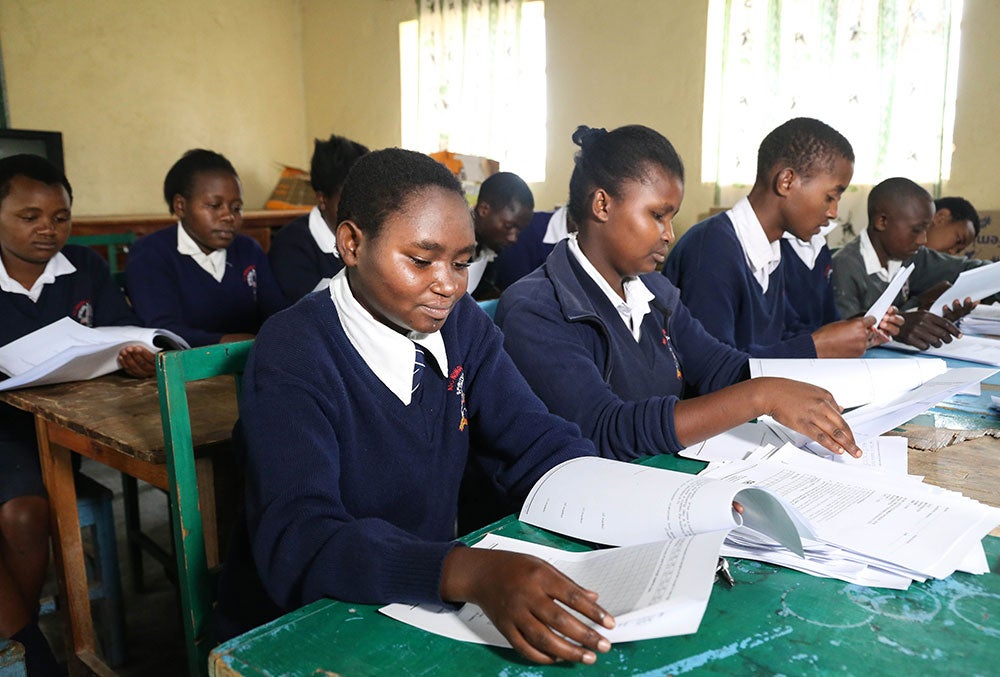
top-left (0, 373), bottom-right (237, 463)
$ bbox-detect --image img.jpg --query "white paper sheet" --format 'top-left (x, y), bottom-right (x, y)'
top-left (748, 357), bottom-right (946, 408)
top-left (866, 263), bottom-right (914, 322)
top-left (882, 334), bottom-right (1000, 367)
top-left (928, 261), bottom-right (1000, 316)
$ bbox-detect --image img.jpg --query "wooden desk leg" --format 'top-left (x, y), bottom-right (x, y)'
top-left (196, 457), bottom-right (219, 569)
top-left (34, 419), bottom-right (108, 676)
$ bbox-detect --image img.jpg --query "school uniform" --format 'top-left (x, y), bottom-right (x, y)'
top-left (0, 245), bottom-right (138, 502)
top-left (781, 231), bottom-right (839, 333)
top-left (661, 199), bottom-right (817, 358)
top-left (466, 246), bottom-right (497, 298)
top-left (125, 224), bottom-right (288, 347)
top-left (496, 236), bottom-right (750, 458)
top-left (493, 208), bottom-right (565, 289)
top-left (215, 271), bottom-right (596, 637)
top-left (268, 207), bottom-right (344, 301)
top-left (831, 231), bottom-right (990, 319)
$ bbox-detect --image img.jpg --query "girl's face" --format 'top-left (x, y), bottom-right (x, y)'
top-left (174, 170), bottom-right (243, 254)
top-left (780, 156), bottom-right (854, 242)
top-left (585, 165), bottom-right (684, 284)
top-left (926, 210), bottom-right (976, 255)
top-left (339, 186), bottom-right (476, 334)
top-left (0, 175), bottom-right (72, 269)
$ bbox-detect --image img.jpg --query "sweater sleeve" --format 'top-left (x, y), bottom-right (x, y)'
top-left (240, 328), bottom-right (454, 610)
top-left (664, 295), bottom-right (750, 397)
top-left (498, 286), bottom-right (685, 458)
top-left (125, 238), bottom-right (225, 347)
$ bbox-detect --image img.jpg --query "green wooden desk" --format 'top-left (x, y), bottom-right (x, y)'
top-left (210, 452), bottom-right (1000, 676)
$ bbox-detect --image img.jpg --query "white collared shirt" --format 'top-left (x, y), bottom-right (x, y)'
top-left (542, 206), bottom-right (570, 245)
top-left (0, 251), bottom-right (76, 303)
top-left (177, 222), bottom-right (228, 282)
top-left (860, 229), bottom-right (901, 283)
top-left (567, 234), bottom-right (654, 342)
top-left (466, 246), bottom-right (496, 295)
top-left (781, 222), bottom-right (837, 270)
top-left (727, 197), bottom-right (781, 293)
top-left (329, 269), bottom-right (449, 405)
top-left (307, 206), bottom-right (340, 257)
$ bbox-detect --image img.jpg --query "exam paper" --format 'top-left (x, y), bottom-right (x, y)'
top-left (748, 357), bottom-right (946, 408)
top-left (379, 531), bottom-right (727, 646)
top-left (882, 334), bottom-right (1000, 367)
top-left (866, 263), bottom-right (914, 323)
top-left (928, 261), bottom-right (1000, 316)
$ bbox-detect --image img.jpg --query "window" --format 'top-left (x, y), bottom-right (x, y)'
top-left (702, 0), bottom-right (963, 202)
top-left (400, 0), bottom-right (546, 183)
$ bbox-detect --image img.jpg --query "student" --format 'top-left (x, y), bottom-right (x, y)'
top-left (0, 154), bottom-right (154, 676)
top-left (467, 171), bottom-right (534, 299)
top-left (268, 134), bottom-right (369, 300)
top-left (925, 196), bottom-right (981, 256)
top-left (126, 149), bottom-right (288, 347)
top-left (496, 125), bottom-right (861, 461)
top-left (216, 148), bottom-right (617, 666)
top-left (493, 206), bottom-right (574, 290)
top-left (662, 117), bottom-right (901, 358)
top-left (780, 225), bottom-right (839, 332)
top-left (831, 178), bottom-right (986, 349)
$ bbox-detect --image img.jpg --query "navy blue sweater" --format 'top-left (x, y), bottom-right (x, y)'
top-left (780, 239), bottom-right (839, 333)
top-left (661, 212), bottom-right (816, 358)
top-left (216, 290), bottom-right (596, 636)
top-left (0, 244), bottom-right (138, 346)
top-left (125, 225), bottom-right (288, 347)
top-left (497, 240), bottom-right (750, 458)
top-left (268, 213), bottom-right (344, 301)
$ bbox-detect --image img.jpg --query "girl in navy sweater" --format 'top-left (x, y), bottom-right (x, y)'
top-left (217, 148), bottom-right (615, 665)
top-left (497, 125), bottom-right (862, 461)
top-left (0, 155), bottom-right (154, 676)
top-left (126, 149), bottom-right (287, 347)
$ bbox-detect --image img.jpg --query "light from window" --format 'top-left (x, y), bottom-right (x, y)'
top-left (400, 1), bottom-right (547, 183)
top-left (702, 0), bottom-right (964, 188)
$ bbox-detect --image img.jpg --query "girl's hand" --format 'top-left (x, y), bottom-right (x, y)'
top-left (812, 317), bottom-right (873, 357)
top-left (440, 547), bottom-right (615, 664)
top-left (758, 377), bottom-right (861, 457)
top-left (117, 345), bottom-right (156, 378)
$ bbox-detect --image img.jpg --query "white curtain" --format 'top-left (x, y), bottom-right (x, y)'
top-left (415, 0), bottom-right (543, 179)
top-left (703, 0), bottom-right (963, 239)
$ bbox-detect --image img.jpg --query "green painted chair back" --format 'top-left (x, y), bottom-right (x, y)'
top-left (67, 232), bottom-right (135, 281)
top-left (156, 340), bottom-right (253, 677)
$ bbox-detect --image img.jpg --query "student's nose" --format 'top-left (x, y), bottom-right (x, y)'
top-left (916, 229), bottom-right (928, 247)
top-left (432, 264), bottom-right (461, 297)
top-left (662, 220), bottom-right (675, 245)
top-left (826, 202), bottom-right (839, 220)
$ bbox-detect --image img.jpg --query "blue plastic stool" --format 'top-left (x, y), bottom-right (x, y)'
top-left (39, 473), bottom-right (128, 667)
top-left (0, 639), bottom-right (26, 677)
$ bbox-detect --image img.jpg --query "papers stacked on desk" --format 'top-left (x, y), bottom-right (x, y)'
top-left (959, 303), bottom-right (1000, 336)
top-left (882, 334), bottom-right (1000, 367)
top-left (0, 317), bottom-right (189, 391)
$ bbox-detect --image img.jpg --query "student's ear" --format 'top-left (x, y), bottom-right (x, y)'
top-left (337, 220), bottom-right (365, 266)
top-left (591, 188), bottom-right (611, 223)
top-left (872, 212), bottom-right (889, 233)
top-left (932, 208), bottom-right (952, 227)
top-left (172, 194), bottom-right (187, 219)
top-left (774, 168), bottom-right (796, 197)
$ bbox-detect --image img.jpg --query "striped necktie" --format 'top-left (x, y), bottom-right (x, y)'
top-left (412, 343), bottom-right (426, 394)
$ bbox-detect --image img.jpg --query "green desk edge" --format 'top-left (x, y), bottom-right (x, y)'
top-left (209, 451), bottom-right (1000, 676)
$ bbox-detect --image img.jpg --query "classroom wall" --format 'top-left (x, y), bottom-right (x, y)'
top-left (0, 0), bottom-right (309, 215)
top-left (2, 0), bottom-right (997, 223)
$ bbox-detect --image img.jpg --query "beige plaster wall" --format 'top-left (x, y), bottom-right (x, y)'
top-left (0, 0), bottom-right (309, 215)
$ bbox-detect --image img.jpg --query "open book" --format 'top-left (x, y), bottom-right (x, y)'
top-left (381, 456), bottom-right (811, 646)
top-left (0, 317), bottom-right (189, 391)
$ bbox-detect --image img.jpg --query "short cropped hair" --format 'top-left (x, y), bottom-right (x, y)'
top-left (567, 124), bottom-right (684, 228)
top-left (310, 135), bottom-right (369, 196)
top-left (934, 196), bottom-right (981, 236)
top-left (867, 177), bottom-right (932, 222)
top-left (338, 148), bottom-right (464, 239)
top-left (756, 117), bottom-right (854, 183)
top-left (476, 171), bottom-right (534, 211)
top-left (0, 153), bottom-right (73, 205)
top-left (163, 149), bottom-right (239, 213)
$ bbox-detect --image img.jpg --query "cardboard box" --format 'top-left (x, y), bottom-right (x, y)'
top-left (265, 165), bottom-right (316, 210)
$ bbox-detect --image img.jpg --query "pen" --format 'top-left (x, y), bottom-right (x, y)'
top-left (716, 557), bottom-right (735, 588)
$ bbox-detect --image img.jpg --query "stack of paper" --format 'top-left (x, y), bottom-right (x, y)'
top-left (960, 303), bottom-right (1000, 336)
top-left (883, 335), bottom-right (1000, 367)
top-left (927, 261), bottom-right (1000, 315)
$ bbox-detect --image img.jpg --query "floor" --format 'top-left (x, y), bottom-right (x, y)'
top-left (39, 459), bottom-right (188, 676)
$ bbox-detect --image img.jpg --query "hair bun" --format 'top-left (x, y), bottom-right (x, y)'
top-left (572, 125), bottom-right (608, 149)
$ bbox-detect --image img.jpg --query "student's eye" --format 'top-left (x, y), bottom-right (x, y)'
top-left (19, 214), bottom-right (38, 222)
top-left (652, 212), bottom-right (666, 222)
top-left (54, 214), bottom-right (71, 224)
top-left (410, 256), bottom-right (431, 268)
top-left (232, 204), bottom-right (244, 214)
top-left (207, 202), bottom-right (223, 210)
top-left (454, 260), bottom-right (472, 270)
